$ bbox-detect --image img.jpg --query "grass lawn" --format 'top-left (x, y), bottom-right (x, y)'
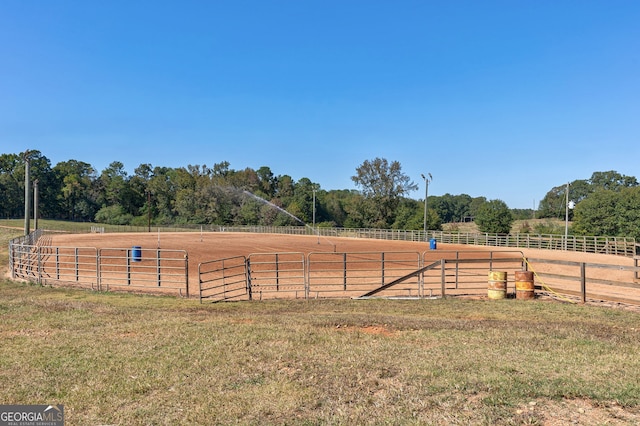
top-left (1, 280), bottom-right (639, 425)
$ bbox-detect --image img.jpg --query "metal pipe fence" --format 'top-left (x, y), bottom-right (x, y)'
top-left (526, 257), bottom-right (640, 305)
top-left (10, 229), bottom-right (640, 306)
top-left (198, 256), bottom-right (248, 303)
top-left (198, 250), bottom-right (528, 302)
top-left (198, 248), bottom-right (640, 305)
top-left (48, 223), bottom-right (638, 258)
top-left (9, 242), bottom-right (188, 296)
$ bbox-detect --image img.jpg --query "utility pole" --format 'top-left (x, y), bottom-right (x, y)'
top-left (23, 151), bottom-right (31, 236)
top-left (564, 182), bottom-right (570, 250)
top-left (147, 191), bottom-right (151, 232)
top-left (313, 188), bottom-right (319, 244)
top-left (421, 173), bottom-right (432, 242)
top-left (33, 179), bottom-right (39, 231)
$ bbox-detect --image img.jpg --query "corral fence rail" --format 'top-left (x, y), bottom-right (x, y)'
top-left (67, 224), bottom-right (638, 258)
top-left (98, 247), bottom-right (189, 297)
top-left (198, 250), bottom-right (528, 302)
top-left (9, 230), bottom-right (640, 306)
top-left (199, 256), bottom-right (248, 302)
top-left (198, 248), bottom-right (640, 305)
top-left (9, 239), bottom-right (188, 297)
top-left (526, 257), bottom-right (640, 305)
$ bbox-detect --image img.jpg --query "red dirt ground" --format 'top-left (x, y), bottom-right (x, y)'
top-left (47, 231), bottom-right (640, 306)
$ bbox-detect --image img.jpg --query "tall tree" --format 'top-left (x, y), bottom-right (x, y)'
top-left (475, 199), bottom-right (513, 234)
top-left (351, 158), bottom-right (417, 228)
top-left (0, 153), bottom-right (24, 218)
top-left (53, 160), bottom-right (97, 221)
top-left (573, 187), bottom-right (640, 238)
top-left (590, 170), bottom-right (638, 191)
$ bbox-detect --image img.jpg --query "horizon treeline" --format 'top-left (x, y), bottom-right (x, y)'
top-left (1, 150), bottom-right (639, 238)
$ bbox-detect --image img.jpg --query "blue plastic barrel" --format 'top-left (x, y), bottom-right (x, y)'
top-left (132, 246), bottom-right (142, 262)
top-left (429, 238), bottom-right (437, 250)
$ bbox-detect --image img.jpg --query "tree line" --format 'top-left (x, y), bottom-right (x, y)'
top-left (1, 151), bottom-right (638, 238)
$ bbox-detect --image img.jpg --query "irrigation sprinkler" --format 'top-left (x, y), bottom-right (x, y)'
top-left (242, 190), bottom-right (337, 251)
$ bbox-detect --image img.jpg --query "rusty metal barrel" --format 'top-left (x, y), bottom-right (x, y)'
top-left (515, 271), bottom-right (535, 300)
top-left (487, 271), bottom-right (507, 300)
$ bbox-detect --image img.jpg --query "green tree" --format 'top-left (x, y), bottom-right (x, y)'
top-left (351, 158), bottom-right (417, 228)
top-left (590, 170), bottom-right (638, 191)
top-left (572, 187), bottom-right (640, 238)
top-left (538, 181), bottom-right (587, 219)
top-left (475, 199), bottom-right (513, 234)
top-left (146, 166), bottom-right (178, 224)
top-left (53, 160), bottom-right (97, 221)
top-left (430, 193), bottom-right (482, 223)
top-left (538, 171), bottom-right (638, 220)
top-left (0, 153), bottom-right (25, 218)
top-left (614, 187), bottom-right (640, 239)
top-left (256, 166), bottom-right (276, 198)
top-left (0, 151), bottom-right (59, 219)
top-left (322, 189), bottom-right (354, 227)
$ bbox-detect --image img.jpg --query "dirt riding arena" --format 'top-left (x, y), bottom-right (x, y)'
top-left (43, 231), bottom-right (640, 307)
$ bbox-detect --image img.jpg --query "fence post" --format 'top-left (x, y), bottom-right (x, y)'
top-left (37, 247), bottom-right (42, 284)
top-left (245, 258), bottom-right (252, 300)
top-left (343, 253), bottom-right (347, 291)
top-left (305, 254), bottom-right (310, 300)
top-left (97, 249), bottom-right (101, 291)
top-left (9, 242), bottom-right (15, 279)
top-left (418, 254), bottom-right (424, 298)
top-left (127, 249), bottom-right (132, 286)
top-left (455, 251), bottom-right (460, 289)
top-left (184, 252), bottom-right (189, 298)
top-left (157, 249), bottom-right (161, 287)
top-left (580, 262), bottom-right (586, 303)
top-left (440, 259), bottom-right (446, 297)
top-left (275, 253), bottom-right (280, 291)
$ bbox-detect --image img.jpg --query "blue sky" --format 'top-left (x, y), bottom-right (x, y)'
top-left (1, 1), bottom-right (639, 209)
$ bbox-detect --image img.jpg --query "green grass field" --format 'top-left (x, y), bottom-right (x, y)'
top-left (2, 220), bottom-right (639, 424)
top-left (0, 280), bottom-right (639, 425)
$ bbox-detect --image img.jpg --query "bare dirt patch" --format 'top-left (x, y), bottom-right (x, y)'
top-left (514, 398), bottom-right (640, 425)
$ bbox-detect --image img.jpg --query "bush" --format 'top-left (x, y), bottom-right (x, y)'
top-left (94, 205), bottom-right (133, 225)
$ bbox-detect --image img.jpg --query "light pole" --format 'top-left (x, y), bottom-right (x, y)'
top-left (564, 182), bottom-right (574, 250)
top-left (33, 179), bottom-right (39, 231)
top-left (421, 173), bottom-right (432, 242)
top-left (313, 188), bottom-right (319, 244)
top-left (23, 150), bottom-right (31, 236)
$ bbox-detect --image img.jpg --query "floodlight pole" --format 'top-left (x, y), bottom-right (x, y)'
top-left (564, 182), bottom-right (569, 251)
top-left (313, 188), bottom-right (319, 244)
top-left (23, 151), bottom-right (31, 236)
top-left (147, 191), bottom-right (151, 232)
top-left (33, 179), bottom-right (39, 231)
top-left (421, 173), bottom-right (432, 242)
